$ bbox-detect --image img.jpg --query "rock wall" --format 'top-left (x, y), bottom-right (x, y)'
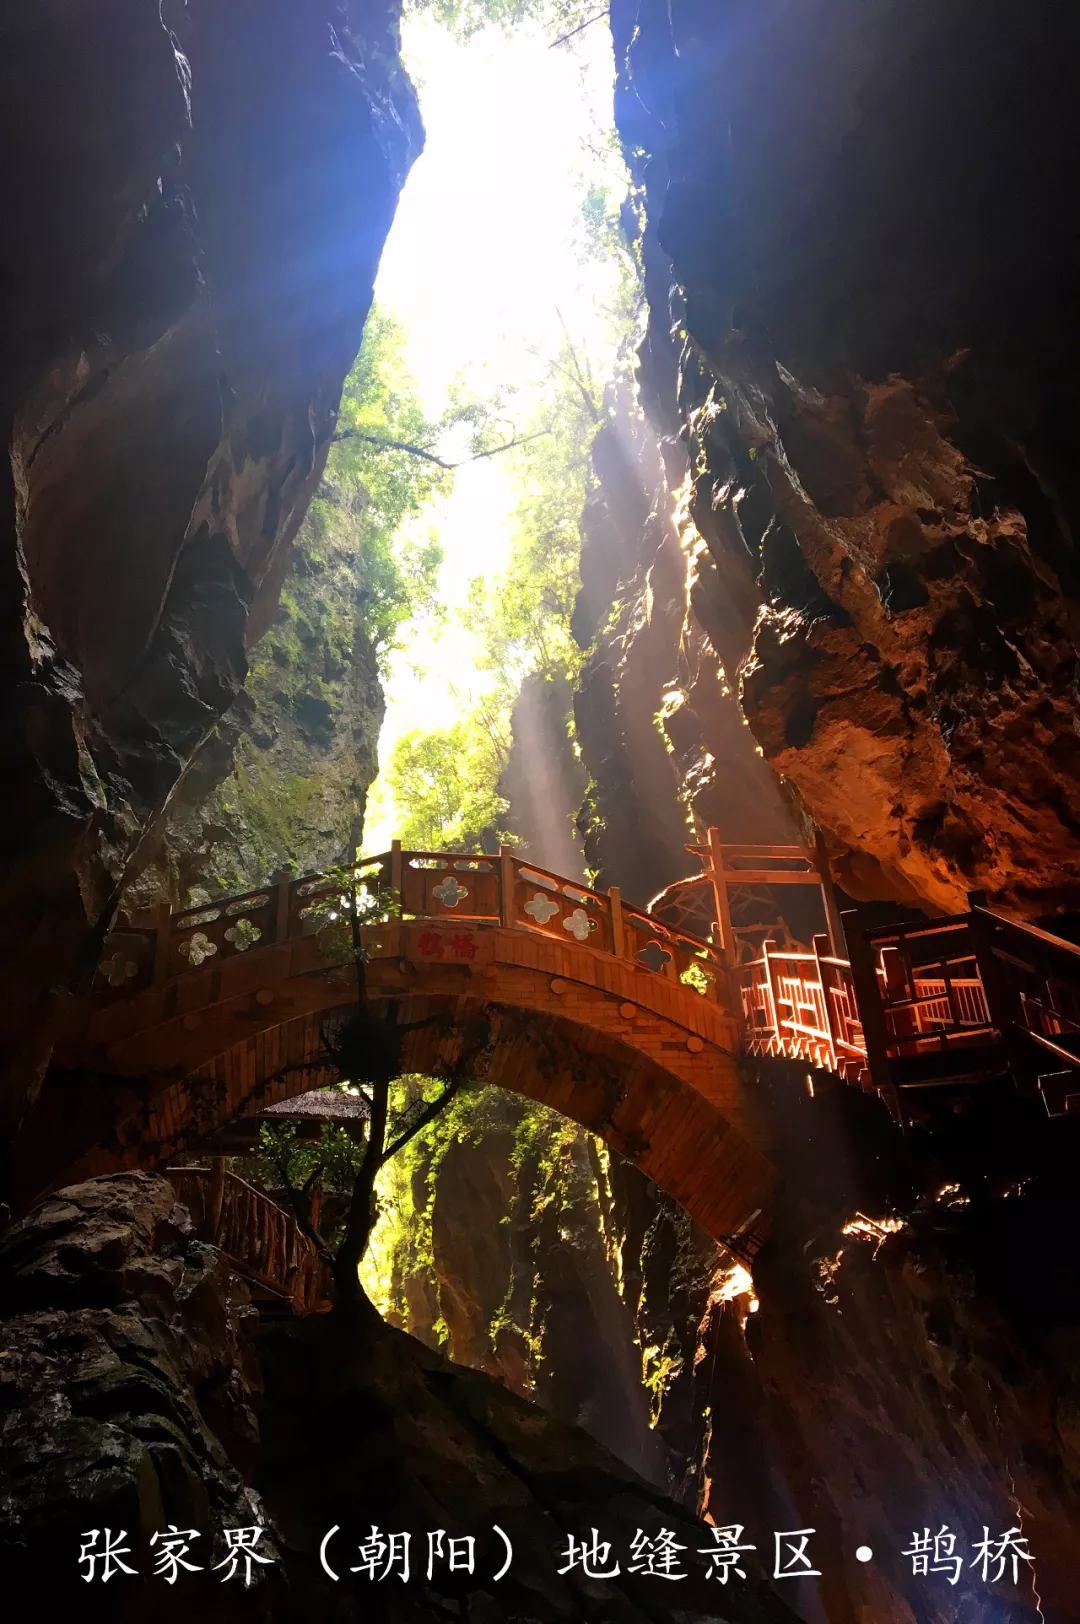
top-left (0, 1173), bottom-right (279, 1621)
top-left (0, 0), bottom-right (420, 1161)
top-left (138, 485), bottom-right (387, 908)
top-left (572, 384), bottom-right (801, 913)
top-left (0, 1171), bottom-right (810, 1624)
top-left (609, 0), bottom-right (1080, 920)
top-left (610, 1073), bottom-right (1080, 1624)
top-left (369, 1093), bottom-right (667, 1486)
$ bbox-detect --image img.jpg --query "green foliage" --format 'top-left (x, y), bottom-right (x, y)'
top-left (679, 959), bottom-right (715, 997)
top-left (470, 343), bottom-right (598, 689)
top-left (361, 1085), bottom-right (614, 1377)
top-left (404, 0), bottom-right (603, 44)
top-left (361, 1080), bottom-right (511, 1316)
top-left (386, 722), bottom-right (511, 852)
top-left (257, 1115), bottom-right (365, 1192)
top-left (641, 1334), bottom-right (684, 1422)
top-left (380, 330), bottom-right (613, 854)
top-left (255, 304), bottom-right (450, 700)
top-left (247, 1113), bottom-right (368, 1248)
top-left (374, 170), bottom-right (641, 854)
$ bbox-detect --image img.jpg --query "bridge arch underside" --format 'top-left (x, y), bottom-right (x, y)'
top-left (62, 996), bottom-right (775, 1247)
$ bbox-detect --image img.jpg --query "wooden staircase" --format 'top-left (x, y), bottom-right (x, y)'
top-left (167, 1161), bottom-right (332, 1313)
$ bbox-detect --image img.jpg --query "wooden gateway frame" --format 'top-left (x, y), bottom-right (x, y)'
top-left (687, 827), bottom-right (848, 967)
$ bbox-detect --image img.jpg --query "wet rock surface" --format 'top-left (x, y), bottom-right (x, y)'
top-left (613, 1074), bottom-right (1080, 1624)
top-left (0, 1172), bottom-right (278, 1621)
top-left (0, 1171), bottom-right (810, 1624)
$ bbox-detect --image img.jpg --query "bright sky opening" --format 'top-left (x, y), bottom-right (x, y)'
top-left (362, 12), bottom-right (626, 852)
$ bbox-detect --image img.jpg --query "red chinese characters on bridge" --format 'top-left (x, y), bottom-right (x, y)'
top-left (406, 924), bottom-right (493, 967)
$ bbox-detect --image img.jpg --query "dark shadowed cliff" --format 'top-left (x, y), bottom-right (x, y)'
top-left (609, 0), bottom-right (1080, 920)
top-left (0, 0), bottom-right (420, 1165)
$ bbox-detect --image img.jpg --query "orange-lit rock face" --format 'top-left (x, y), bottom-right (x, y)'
top-left (612, 0), bottom-right (1080, 917)
top-left (732, 371), bottom-right (1080, 915)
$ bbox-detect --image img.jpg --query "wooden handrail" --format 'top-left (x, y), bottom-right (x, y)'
top-left (976, 904), bottom-right (1080, 962)
top-left (166, 1166), bottom-right (331, 1313)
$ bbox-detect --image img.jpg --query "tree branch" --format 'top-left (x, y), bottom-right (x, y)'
top-left (549, 8), bottom-right (609, 48)
top-left (265, 1134), bottom-right (336, 1264)
top-left (380, 1075), bottom-right (464, 1166)
top-left (331, 429), bottom-right (550, 469)
top-left (300, 1161), bottom-right (324, 1200)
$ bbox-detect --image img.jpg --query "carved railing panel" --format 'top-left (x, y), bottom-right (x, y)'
top-left (510, 859), bottom-right (615, 953)
top-left (401, 852), bottom-right (501, 921)
top-left (95, 930), bottom-right (156, 1000)
top-left (169, 887), bottom-right (276, 973)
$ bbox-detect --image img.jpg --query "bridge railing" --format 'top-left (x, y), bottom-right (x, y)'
top-left (94, 844), bottom-right (1080, 1121)
top-left (98, 845), bottom-right (730, 1011)
top-left (505, 854), bottom-right (727, 1002)
top-left (740, 935), bottom-right (870, 1083)
top-left (859, 916), bottom-right (997, 1061)
top-left (166, 1164), bottom-right (332, 1313)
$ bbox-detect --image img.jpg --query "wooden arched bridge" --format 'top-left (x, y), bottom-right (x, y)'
top-left (47, 845), bottom-right (776, 1255)
top-left (36, 837), bottom-right (1080, 1301)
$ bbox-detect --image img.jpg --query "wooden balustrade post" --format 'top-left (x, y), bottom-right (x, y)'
top-left (608, 886), bottom-right (624, 957)
top-left (967, 902), bottom-right (1034, 1094)
top-left (273, 870), bottom-right (293, 945)
top-left (843, 911), bottom-right (903, 1125)
top-left (284, 1217), bottom-right (300, 1308)
top-left (499, 844), bottom-right (516, 928)
top-left (706, 827), bottom-right (736, 969)
top-left (760, 940), bottom-right (782, 1049)
top-left (207, 1158), bottom-right (226, 1244)
top-left (813, 933), bottom-right (839, 1070)
top-left (152, 902), bottom-right (173, 984)
top-left (814, 830), bottom-right (847, 957)
top-left (390, 839), bottom-right (403, 917)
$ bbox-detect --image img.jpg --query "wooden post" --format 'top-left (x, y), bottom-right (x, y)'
top-left (152, 902), bottom-right (173, 984)
top-left (284, 1214), bottom-right (300, 1308)
top-left (967, 901), bottom-right (1032, 1093)
top-left (608, 886), bottom-right (625, 957)
top-left (843, 910), bottom-right (903, 1125)
top-left (499, 844), bottom-right (516, 928)
top-left (390, 840), bottom-right (403, 917)
top-left (274, 871), bottom-right (292, 945)
top-left (814, 830), bottom-right (847, 957)
top-left (760, 939), bottom-right (783, 1049)
top-left (813, 933), bottom-right (839, 1071)
top-left (707, 827), bottom-right (736, 968)
top-left (208, 1157), bottom-right (226, 1244)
